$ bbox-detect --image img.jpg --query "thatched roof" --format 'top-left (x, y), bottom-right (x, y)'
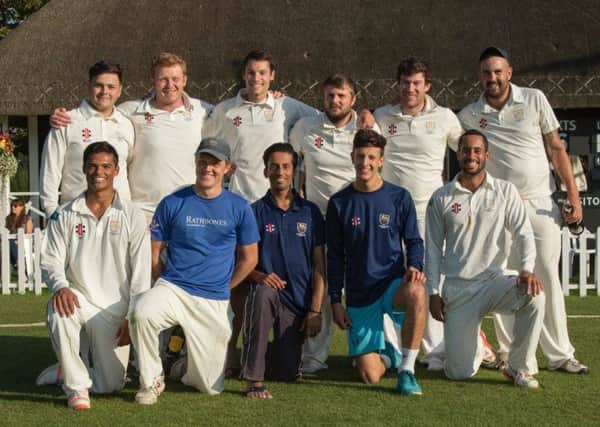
top-left (1, 0), bottom-right (600, 115)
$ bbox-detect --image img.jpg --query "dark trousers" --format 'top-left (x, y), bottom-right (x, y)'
top-left (240, 283), bottom-right (304, 382)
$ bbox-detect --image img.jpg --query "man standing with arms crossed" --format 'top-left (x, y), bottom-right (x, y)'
top-left (240, 143), bottom-right (325, 399)
top-left (327, 129), bottom-right (427, 395)
top-left (458, 47), bottom-right (588, 374)
top-left (41, 142), bottom-right (150, 409)
top-left (373, 58), bottom-right (463, 369)
top-left (426, 130), bottom-right (545, 388)
top-left (130, 138), bottom-right (259, 404)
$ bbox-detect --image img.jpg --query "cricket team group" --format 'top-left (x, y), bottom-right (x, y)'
top-left (35, 46), bottom-right (589, 410)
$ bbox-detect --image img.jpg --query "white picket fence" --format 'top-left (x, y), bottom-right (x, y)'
top-left (0, 226), bottom-right (597, 296)
top-left (0, 227), bottom-right (45, 295)
top-left (561, 226), bottom-right (599, 296)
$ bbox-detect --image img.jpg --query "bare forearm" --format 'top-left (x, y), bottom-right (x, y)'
top-left (230, 259), bottom-right (257, 289)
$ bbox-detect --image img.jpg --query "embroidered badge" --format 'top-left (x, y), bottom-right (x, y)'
top-left (388, 123), bottom-right (397, 135)
top-left (479, 118), bottom-right (487, 129)
top-left (144, 112), bottom-right (154, 122)
top-left (451, 202), bottom-right (462, 214)
top-left (351, 216), bottom-right (361, 227)
top-left (265, 223), bottom-right (276, 233)
top-left (513, 109), bottom-right (525, 122)
top-left (425, 120), bottom-right (436, 134)
top-left (82, 128), bottom-right (92, 142)
top-left (75, 223), bottom-right (86, 238)
top-left (296, 222), bottom-right (307, 237)
top-left (233, 116), bottom-right (243, 127)
top-left (109, 219), bottom-right (121, 235)
top-left (378, 213), bottom-right (390, 229)
top-left (314, 136), bottom-right (324, 149)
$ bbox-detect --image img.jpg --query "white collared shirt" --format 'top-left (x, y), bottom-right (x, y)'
top-left (458, 83), bottom-right (560, 199)
top-left (374, 96), bottom-right (462, 219)
top-left (425, 173), bottom-right (536, 295)
top-left (40, 100), bottom-right (134, 216)
top-left (203, 90), bottom-right (319, 202)
top-left (290, 111), bottom-right (381, 214)
top-left (41, 192), bottom-right (151, 319)
top-left (118, 94), bottom-right (213, 214)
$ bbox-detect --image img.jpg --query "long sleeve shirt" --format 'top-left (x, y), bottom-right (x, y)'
top-left (425, 173), bottom-right (536, 295)
top-left (41, 192), bottom-right (151, 319)
top-left (326, 181), bottom-right (423, 307)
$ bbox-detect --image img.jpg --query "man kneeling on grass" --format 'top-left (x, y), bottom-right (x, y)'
top-left (41, 142), bottom-right (150, 410)
top-left (326, 129), bottom-right (427, 395)
top-left (240, 143), bottom-right (325, 399)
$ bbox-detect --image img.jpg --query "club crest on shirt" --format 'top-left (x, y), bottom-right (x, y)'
top-left (110, 219), bottom-right (121, 235)
top-left (513, 109), bottom-right (525, 122)
top-left (484, 197), bottom-right (495, 209)
top-left (75, 223), bottom-right (86, 238)
top-left (425, 120), bottom-right (436, 134)
top-left (378, 213), bottom-right (390, 229)
top-left (296, 222), bottom-right (307, 237)
top-left (264, 109), bottom-right (274, 122)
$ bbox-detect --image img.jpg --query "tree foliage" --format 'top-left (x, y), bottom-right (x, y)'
top-left (0, 0), bottom-right (49, 39)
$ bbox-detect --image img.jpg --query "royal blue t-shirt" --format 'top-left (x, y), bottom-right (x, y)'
top-left (326, 181), bottom-right (424, 307)
top-left (252, 191), bottom-right (325, 315)
top-left (151, 186), bottom-right (260, 300)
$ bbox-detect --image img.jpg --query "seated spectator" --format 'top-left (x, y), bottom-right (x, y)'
top-left (5, 199), bottom-right (33, 267)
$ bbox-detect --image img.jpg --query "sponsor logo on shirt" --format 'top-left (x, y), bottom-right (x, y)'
top-left (144, 112), bottom-right (154, 122)
top-left (265, 223), bottom-right (276, 233)
top-left (81, 128), bottom-right (92, 142)
top-left (388, 123), bottom-right (397, 135)
top-left (149, 219), bottom-right (159, 231)
top-left (314, 136), bottom-right (324, 149)
top-left (75, 223), bottom-right (86, 238)
top-left (378, 213), bottom-right (390, 229)
top-left (186, 216), bottom-right (228, 227)
top-left (296, 222), bottom-right (307, 237)
top-left (233, 116), bottom-right (243, 127)
top-left (451, 202), bottom-right (462, 214)
top-left (479, 118), bottom-right (487, 129)
top-left (351, 216), bottom-right (361, 227)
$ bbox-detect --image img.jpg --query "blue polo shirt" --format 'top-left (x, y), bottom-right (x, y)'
top-left (252, 190), bottom-right (325, 315)
top-left (326, 181), bottom-right (423, 307)
top-left (151, 186), bottom-right (260, 300)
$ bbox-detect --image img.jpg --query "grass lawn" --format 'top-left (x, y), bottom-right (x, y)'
top-left (0, 292), bottom-right (599, 426)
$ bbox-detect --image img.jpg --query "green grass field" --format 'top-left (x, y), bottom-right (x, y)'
top-left (0, 292), bottom-right (598, 426)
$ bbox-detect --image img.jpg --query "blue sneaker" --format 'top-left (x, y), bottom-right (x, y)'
top-left (396, 370), bottom-right (423, 395)
top-left (380, 341), bottom-right (402, 370)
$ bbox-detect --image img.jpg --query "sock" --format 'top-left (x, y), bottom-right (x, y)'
top-left (400, 348), bottom-right (419, 373)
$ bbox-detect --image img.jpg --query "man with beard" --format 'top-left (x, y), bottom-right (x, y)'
top-left (289, 74), bottom-right (384, 373)
top-left (426, 130), bottom-right (544, 388)
top-left (458, 47), bottom-right (589, 375)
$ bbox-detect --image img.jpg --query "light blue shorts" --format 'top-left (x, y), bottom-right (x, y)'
top-left (346, 278), bottom-right (405, 357)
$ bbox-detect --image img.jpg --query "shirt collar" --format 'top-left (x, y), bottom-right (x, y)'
top-left (71, 190), bottom-right (124, 216)
top-left (477, 83), bottom-right (524, 113)
top-left (322, 109), bottom-right (358, 130)
top-left (79, 100), bottom-right (122, 122)
top-left (263, 189), bottom-right (303, 212)
top-left (450, 172), bottom-right (496, 194)
top-left (235, 89), bottom-right (275, 109)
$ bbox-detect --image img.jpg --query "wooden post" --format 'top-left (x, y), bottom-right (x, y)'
top-left (27, 116), bottom-right (40, 220)
top-left (1, 228), bottom-right (10, 295)
top-left (34, 228), bottom-right (43, 295)
top-left (17, 228), bottom-right (26, 294)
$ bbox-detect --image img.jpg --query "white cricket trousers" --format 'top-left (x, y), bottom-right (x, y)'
top-left (444, 274), bottom-right (545, 380)
top-left (494, 197), bottom-right (575, 368)
top-left (47, 290), bottom-right (129, 394)
top-left (130, 279), bottom-right (232, 395)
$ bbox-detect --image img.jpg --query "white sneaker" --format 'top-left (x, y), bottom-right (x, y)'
top-left (548, 358), bottom-right (590, 375)
top-left (135, 376), bottom-right (165, 405)
top-left (36, 363), bottom-right (62, 386)
top-left (67, 389), bottom-right (90, 410)
top-left (503, 366), bottom-right (539, 389)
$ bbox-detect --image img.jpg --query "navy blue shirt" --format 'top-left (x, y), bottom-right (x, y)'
top-left (252, 191), bottom-right (325, 315)
top-left (326, 181), bottom-right (424, 307)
